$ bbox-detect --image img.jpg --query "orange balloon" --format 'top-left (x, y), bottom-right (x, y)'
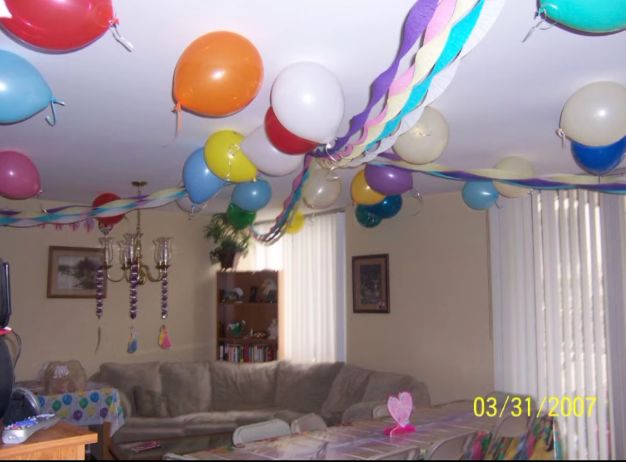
top-left (173, 31), bottom-right (263, 117)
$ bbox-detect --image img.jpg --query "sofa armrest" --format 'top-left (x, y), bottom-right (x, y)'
top-left (341, 400), bottom-right (387, 424)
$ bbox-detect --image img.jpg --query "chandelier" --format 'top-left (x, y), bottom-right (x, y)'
top-left (95, 181), bottom-right (173, 321)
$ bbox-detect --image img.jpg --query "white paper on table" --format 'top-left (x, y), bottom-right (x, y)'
top-left (0, 1), bottom-right (11, 18)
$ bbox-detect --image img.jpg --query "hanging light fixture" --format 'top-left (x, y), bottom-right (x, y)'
top-left (96, 181), bottom-right (173, 320)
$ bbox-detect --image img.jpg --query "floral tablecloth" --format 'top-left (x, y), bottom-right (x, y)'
top-left (34, 383), bottom-right (125, 436)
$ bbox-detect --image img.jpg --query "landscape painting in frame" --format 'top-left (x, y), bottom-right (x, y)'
top-left (352, 254), bottom-right (389, 313)
top-left (47, 246), bottom-right (106, 298)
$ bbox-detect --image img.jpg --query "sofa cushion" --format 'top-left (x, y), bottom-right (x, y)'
top-left (274, 361), bottom-right (343, 414)
top-left (112, 417), bottom-right (186, 444)
top-left (320, 364), bottom-right (371, 424)
top-left (361, 371), bottom-right (415, 402)
top-left (160, 361), bottom-right (211, 417)
top-left (133, 386), bottom-right (168, 418)
top-left (99, 362), bottom-right (162, 415)
top-left (210, 361), bottom-right (278, 411)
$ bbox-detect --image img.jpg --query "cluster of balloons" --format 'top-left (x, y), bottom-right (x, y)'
top-left (355, 195), bottom-right (403, 228)
top-left (539, 0), bottom-right (626, 34)
top-left (560, 82), bottom-right (626, 175)
top-left (0, 0), bottom-right (118, 52)
top-left (0, 151), bottom-right (41, 200)
top-left (0, 50), bottom-right (56, 125)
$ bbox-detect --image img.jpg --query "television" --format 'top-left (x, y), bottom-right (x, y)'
top-left (0, 259), bottom-right (10, 329)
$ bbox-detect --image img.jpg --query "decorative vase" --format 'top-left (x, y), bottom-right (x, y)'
top-left (218, 251), bottom-right (241, 271)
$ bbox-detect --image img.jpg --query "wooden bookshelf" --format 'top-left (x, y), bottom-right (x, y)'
top-left (216, 270), bottom-right (279, 363)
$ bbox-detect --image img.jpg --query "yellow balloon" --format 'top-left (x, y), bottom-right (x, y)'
top-left (204, 130), bottom-right (257, 183)
top-left (351, 169), bottom-right (385, 205)
top-left (494, 156), bottom-right (535, 199)
top-left (285, 211), bottom-right (305, 234)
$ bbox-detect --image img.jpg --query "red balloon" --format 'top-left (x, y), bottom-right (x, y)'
top-left (0, 0), bottom-right (114, 52)
top-left (264, 107), bottom-right (317, 155)
top-left (92, 193), bottom-right (125, 227)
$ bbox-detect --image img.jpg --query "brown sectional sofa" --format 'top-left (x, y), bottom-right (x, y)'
top-left (92, 360), bottom-right (430, 457)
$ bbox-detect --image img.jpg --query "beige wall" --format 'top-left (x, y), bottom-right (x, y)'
top-left (346, 192), bottom-right (494, 404)
top-left (0, 200), bottom-right (218, 380)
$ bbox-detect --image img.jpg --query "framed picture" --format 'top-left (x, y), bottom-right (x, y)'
top-left (352, 254), bottom-right (390, 313)
top-left (47, 246), bottom-right (106, 298)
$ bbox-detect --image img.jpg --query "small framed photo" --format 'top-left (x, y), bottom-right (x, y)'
top-left (352, 254), bottom-right (390, 313)
top-left (47, 246), bottom-right (106, 299)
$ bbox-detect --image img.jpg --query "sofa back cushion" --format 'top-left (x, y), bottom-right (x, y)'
top-left (320, 364), bottom-right (371, 423)
top-left (160, 361), bottom-right (212, 416)
top-left (98, 362), bottom-right (162, 416)
top-left (361, 371), bottom-right (414, 402)
top-left (210, 361), bottom-right (278, 411)
top-left (274, 361), bottom-right (343, 414)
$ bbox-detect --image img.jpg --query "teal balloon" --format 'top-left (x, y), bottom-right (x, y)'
top-left (540, 0), bottom-right (626, 33)
top-left (367, 195), bottom-right (403, 219)
top-left (355, 205), bottom-right (382, 228)
top-left (462, 181), bottom-right (499, 210)
top-left (183, 148), bottom-right (227, 204)
top-left (232, 179), bottom-right (272, 212)
top-left (226, 203), bottom-right (256, 230)
top-left (0, 50), bottom-right (52, 124)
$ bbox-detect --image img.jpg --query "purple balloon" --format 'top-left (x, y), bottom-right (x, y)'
top-left (364, 164), bottom-right (413, 196)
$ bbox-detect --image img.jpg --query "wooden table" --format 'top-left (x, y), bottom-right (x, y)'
top-left (184, 402), bottom-right (498, 460)
top-left (0, 421), bottom-right (97, 460)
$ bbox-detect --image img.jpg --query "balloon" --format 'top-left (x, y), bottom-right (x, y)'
top-left (462, 181), bottom-right (499, 210)
top-left (176, 195), bottom-right (207, 214)
top-left (183, 148), bottom-right (227, 204)
top-left (92, 192), bottom-right (124, 228)
top-left (0, 0), bottom-right (114, 52)
top-left (204, 130), bottom-right (257, 183)
top-left (232, 179), bottom-right (272, 212)
top-left (0, 151), bottom-right (41, 199)
top-left (226, 203), bottom-right (256, 230)
top-left (368, 195), bottom-right (403, 219)
top-left (540, 0), bottom-right (626, 34)
top-left (240, 126), bottom-right (303, 177)
top-left (302, 169), bottom-right (342, 209)
top-left (0, 50), bottom-right (52, 124)
top-left (392, 107), bottom-right (449, 164)
top-left (351, 170), bottom-right (385, 205)
top-left (560, 82), bottom-right (626, 147)
top-left (271, 62), bottom-right (345, 143)
top-left (364, 164), bottom-right (413, 196)
top-left (571, 137), bottom-right (626, 176)
top-left (285, 211), bottom-right (305, 234)
top-left (493, 156), bottom-right (535, 199)
top-left (173, 31), bottom-right (263, 117)
top-left (264, 107), bottom-right (317, 154)
top-left (355, 205), bottom-right (382, 228)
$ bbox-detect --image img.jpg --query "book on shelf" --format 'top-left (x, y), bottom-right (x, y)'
top-left (219, 342), bottom-right (276, 363)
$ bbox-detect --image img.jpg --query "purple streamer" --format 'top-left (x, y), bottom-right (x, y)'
top-left (324, 0), bottom-right (439, 156)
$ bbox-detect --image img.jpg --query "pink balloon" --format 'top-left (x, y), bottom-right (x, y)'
top-left (0, 151), bottom-right (41, 199)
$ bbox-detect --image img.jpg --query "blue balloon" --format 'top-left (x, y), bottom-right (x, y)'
top-left (462, 181), bottom-right (499, 210)
top-left (571, 137), bottom-right (626, 176)
top-left (367, 195), bottom-right (403, 219)
top-left (0, 50), bottom-right (53, 124)
top-left (232, 179), bottom-right (272, 212)
top-left (355, 205), bottom-right (382, 228)
top-left (540, 0), bottom-right (626, 34)
top-left (183, 148), bottom-right (227, 204)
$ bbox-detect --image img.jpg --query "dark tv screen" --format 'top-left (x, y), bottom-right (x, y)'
top-left (0, 259), bottom-right (10, 329)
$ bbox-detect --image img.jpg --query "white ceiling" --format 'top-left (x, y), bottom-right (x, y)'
top-left (1, 0), bottom-right (625, 214)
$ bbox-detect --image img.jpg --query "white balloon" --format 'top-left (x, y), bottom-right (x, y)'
top-left (302, 168), bottom-right (342, 209)
top-left (176, 196), bottom-right (207, 214)
top-left (392, 106), bottom-right (449, 164)
top-left (560, 81), bottom-right (626, 147)
top-left (240, 126), bottom-right (303, 177)
top-left (271, 62), bottom-right (345, 144)
top-left (493, 156), bottom-right (535, 199)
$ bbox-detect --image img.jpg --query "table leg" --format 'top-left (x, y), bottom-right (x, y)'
top-left (101, 422), bottom-right (113, 460)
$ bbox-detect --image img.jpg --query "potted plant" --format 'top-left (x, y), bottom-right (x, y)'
top-left (204, 213), bottom-right (250, 270)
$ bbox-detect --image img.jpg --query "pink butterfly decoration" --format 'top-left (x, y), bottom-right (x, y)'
top-left (384, 391), bottom-right (416, 436)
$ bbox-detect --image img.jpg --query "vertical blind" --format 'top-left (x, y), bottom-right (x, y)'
top-left (490, 190), bottom-right (610, 460)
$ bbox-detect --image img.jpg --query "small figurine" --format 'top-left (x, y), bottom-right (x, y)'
top-left (267, 319), bottom-right (278, 340)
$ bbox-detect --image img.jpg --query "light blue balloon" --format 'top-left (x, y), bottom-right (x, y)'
top-left (183, 148), bottom-right (227, 204)
top-left (462, 181), bottom-right (499, 210)
top-left (540, 0), bottom-right (626, 34)
top-left (0, 50), bottom-right (52, 124)
top-left (232, 179), bottom-right (272, 212)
